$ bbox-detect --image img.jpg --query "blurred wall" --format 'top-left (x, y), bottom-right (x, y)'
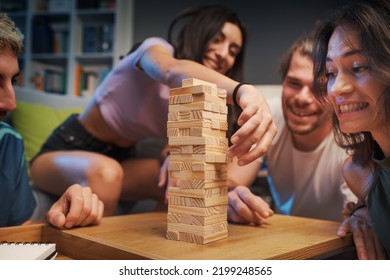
top-left (133, 0), bottom-right (351, 84)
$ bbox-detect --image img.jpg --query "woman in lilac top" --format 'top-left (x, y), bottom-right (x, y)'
top-left (30, 5), bottom-right (277, 216)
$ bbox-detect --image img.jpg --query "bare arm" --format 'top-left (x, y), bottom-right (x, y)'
top-left (342, 156), bottom-right (372, 198)
top-left (227, 156), bottom-right (263, 188)
top-left (139, 45), bottom-right (277, 165)
top-left (226, 156), bottom-right (273, 225)
top-left (338, 157), bottom-right (386, 259)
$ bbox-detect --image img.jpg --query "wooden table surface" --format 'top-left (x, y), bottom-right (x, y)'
top-left (30, 212), bottom-right (353, 260)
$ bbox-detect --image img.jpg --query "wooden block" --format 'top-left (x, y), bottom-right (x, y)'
top-left (212, 103), bottom-right (221, 113)
top-left (218, 138), bottom-right (229, 147)
top-left (181, 145), bottom-right (194, 154)
top-left (193, 141), bottom-right (228, 154)
top-left (167, 221), bottom-right (227, 236)
top-left (169, 162), bottom-right (227, 172)
top-left (167, 128), bottom-right (179, 137)
top-left (170, 153), bottom-right (227, 163)
top-left (168, 127), bottom-right (227, 138)
top-left (192, 93), bottom-right (226, 105)
top-left (170, 84), bottom-right (217, 96)
top-left (168, 136), bottom-right (223, 146)
top-left (166, 230), bottom-right (228, 244)
top-left (169, 94), bottom-right (193, 105)
top-left (181, 78), bottom-right (217, 88)
top-left (178, 179), bottom-right (226, 189)
top-left (166, 230), bottom-right (180, 241)
top-left (193, 145), bottom-right (227, 154)
top-left (169, 93), bottom-right (226, 106)
top-left (169, 146), bottom-right (181, 154)
top-left (217, 88), bottom-right (227, 98)
top-left (168, 187), bottom-right (228, 199)
top-left (169, 161), bottom-right (183, 171)
top-left (211, 120), bottom-right (228, 130)
top-left (169, 122), bottom-right (228, 133)
top-left (168, 101), bottom-right (224, 114)
top-left (168, 110), bottom-right (227, 124)
top-left (168, 205), bottom-right (228, 216)
top-left (167, 119), bottom-right (211, 129)
top-left (190, 162), bottom-right (227, 172)
top-left (170, 145), bottom-right (227, 156)
top-left (191, 110), bottom-right (227, 121)
top-left (167, 111), bottom-right (179, 121)
top-left (169, 110), bottom-right (227, 122)
top-left (168, 110), bottom-right (227, 121)
top-left (168, 195), bottom-right (228, 207)
top-left (170, 169), bottom-right (227, 181)
top-left (220, 105), bottom-right (228, 114)
top-left (189, 127), bottom-right (226, 138)
top-left (180, 230), bottom-right (228, 244)
top-left (167, 212), bottom-right (227, 226)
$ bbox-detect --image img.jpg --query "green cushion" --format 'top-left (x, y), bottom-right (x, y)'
top-left (12, 101), bottom-right (83, 163)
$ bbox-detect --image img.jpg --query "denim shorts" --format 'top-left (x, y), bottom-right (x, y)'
top-left (31, 114), bottom-right (167, 164)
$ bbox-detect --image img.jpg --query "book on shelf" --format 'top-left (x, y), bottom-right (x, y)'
top-left (0, 242), bottom-right (57, 260)
top-left (82, 24), bottom-right (101, 53)
top-left (74, 65), bottom-right (110, 97)
top-left (34, 69), bottom-right (67, 95)
top-left (51, 22), bottom-right (69, 54)
top-left (82, 23), bottom-right (114, 53)
top-left (100, 23), bottom-right (114, 53)
top-left (47, 0), bottom-right (71, 12)
top-left (32, 16), bottom-right (54, 54)
top-left (32, 17), bottom-right (69, 54)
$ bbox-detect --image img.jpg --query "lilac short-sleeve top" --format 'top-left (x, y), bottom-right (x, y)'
top-left (94, 37), bottom-right (174, 142)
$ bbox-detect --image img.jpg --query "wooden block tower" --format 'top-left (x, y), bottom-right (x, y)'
top-left (166, 78), bottom-right (229, 244)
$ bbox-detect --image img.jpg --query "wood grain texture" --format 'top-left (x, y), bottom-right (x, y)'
top-left (29, 213), bottom-right (353, 259)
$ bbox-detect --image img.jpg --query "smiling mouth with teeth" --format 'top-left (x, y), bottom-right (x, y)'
top-left (291, 107), bottom-right (316, 117)
top-left (339, 102), bottom-right (369, 114)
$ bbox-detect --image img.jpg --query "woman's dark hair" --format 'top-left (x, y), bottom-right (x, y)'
top-left (168, 4), bottom-right (247, 139)
top-left (168, 4), bottom-right (247, 81)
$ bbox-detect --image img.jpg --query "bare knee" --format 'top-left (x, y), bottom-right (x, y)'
top-left (86, 158), bottom-right (124, 216)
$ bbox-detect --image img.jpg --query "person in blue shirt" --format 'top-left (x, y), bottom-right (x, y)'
top-left (0, 122), bottom-right (36, 226)
top-left (0, 13), bottom-right (104, 228)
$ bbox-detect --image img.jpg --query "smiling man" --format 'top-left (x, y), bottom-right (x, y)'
top-left (227, 33), bottom-right (357, 224)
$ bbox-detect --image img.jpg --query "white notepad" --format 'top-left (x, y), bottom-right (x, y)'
top-left (0, 242), bottom-right (57, 260)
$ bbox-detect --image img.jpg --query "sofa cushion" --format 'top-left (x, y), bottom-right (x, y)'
top-left (12, 101), bottom-right (83, 163)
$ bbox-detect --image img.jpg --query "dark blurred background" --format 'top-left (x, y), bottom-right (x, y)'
top-left (133, 0), bottom-right (352, 84)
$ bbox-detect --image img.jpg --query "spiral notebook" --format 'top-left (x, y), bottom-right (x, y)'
top-left (0, 242), bottom-right (57, 260)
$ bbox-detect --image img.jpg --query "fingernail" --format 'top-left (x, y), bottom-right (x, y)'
top-left (231, 136), bottom-right (238, 144)
top-left (359, 252), bottom-right (367, 260)
top-left (261, 211), bottom-right (269, 217)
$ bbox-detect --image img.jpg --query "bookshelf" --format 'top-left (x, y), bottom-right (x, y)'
top-left (2, 0), bottom-right (133, 97)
